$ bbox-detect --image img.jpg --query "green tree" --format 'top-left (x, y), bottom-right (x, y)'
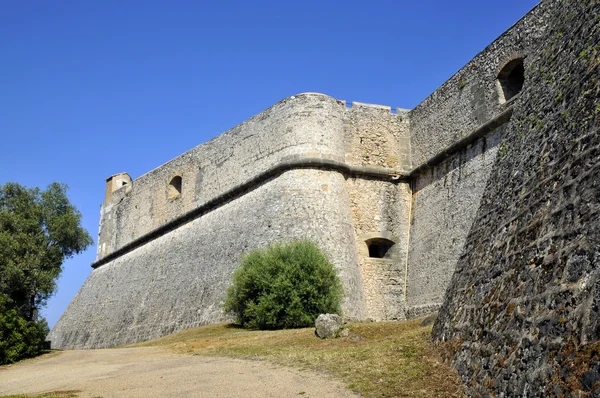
top-left (0, 299), bottom-right (49, 364)
top-left (224, 240), bottom-right (343, 330)
top-left (0, 182), bottom-right (92, 364)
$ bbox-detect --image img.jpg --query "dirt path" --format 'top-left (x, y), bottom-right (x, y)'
top-left (0, 347), bottom-right (358, 398)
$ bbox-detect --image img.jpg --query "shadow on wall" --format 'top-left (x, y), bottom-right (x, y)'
top-left (497, 57), bottom-right (525, 104)
top-left (432, 0), bottom-right (600, 394)
top-left (411, 127), bottom-right (505, 193)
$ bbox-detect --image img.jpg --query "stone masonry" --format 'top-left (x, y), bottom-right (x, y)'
top-left (51, 95), bottom-right (412, 348)
top-left (50, 2), bottom-right (600, 395)
top-left (433, 0), bottom-right (600, 395)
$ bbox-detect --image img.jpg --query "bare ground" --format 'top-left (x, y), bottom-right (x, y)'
top-left (0, 347), bottom-right (358, 398)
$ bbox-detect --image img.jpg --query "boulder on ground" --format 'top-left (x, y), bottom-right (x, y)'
top-left (315, 313), bottom-right (346, 339)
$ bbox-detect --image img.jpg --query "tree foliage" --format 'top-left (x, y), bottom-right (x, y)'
top-left (0, 298), bottom-right (49, 364)
top-left (224, 240), bottom-right (343, 330)
top-left (0, 182), bottom-right (92, 364)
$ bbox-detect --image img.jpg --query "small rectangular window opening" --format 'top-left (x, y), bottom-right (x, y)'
top-left (168, 176), bottom-right (183, 199)
top-left (366, 238), bottom-right (395, 259)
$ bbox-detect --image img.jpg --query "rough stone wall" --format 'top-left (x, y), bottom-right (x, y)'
top-left (49, 169), bottom-right (365, 349)
top-left (403, 1), bottom-right (551, 318)
top-left (97, 93), bottom-right (349, 260)
top-left (406, 127), bottom-right (504, 318)
top-left (52, 92), bottom-right (417, 348)
top-left (344, 102), bottom-right (410, 171)
top-left (433, 0), bottom-right (600, 396)
top-left (345, 178), bottom-right (411, 320)
top-left (342, 102), bottom-right (412, 321)
top-left (97, 94), bottom-right (412, 263)
top-left (409, 1), bottom-right (549, 167)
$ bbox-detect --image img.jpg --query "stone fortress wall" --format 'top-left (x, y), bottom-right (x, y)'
top-left (50, 94), bottom-right (414, 348)
top-left (50, 0), bottom-right (560, 355)
top-left (406, 1), bottom-right (550, 317)
top-left (432, 0), bottom-right (600, 395)
top-left (95, 95), bottom-right (411, 262)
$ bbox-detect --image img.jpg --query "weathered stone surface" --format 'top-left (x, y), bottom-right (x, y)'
top-left (433, 0), bottom-right (600, 396)
top-left (95, 94), bottom-right (352, 261)
top-left (404, 0), bottom-right (554, 318)
top-left (407, 127), bottom-right (505, 316)
top-left (315, 314), bottom-right (344, 339)
top-left (50, 170), bottom-right (366, 349)
top-left (409, 2), bottom-right (548, 167)
top-left (50, 94), bottom-right (412, 348)
top-left (346, 178), bottom-right (411, 321)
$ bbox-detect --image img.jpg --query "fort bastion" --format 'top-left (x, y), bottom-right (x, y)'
top-left (50, 0), bottom-right (545, 349)
top-left (49, 6), bottom-right (598, 395)
top-left (51, 1), bottom-right (600, 394)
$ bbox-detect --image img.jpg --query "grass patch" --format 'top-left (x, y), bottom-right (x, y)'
top-left (130, 317), bottom-right (465, 397)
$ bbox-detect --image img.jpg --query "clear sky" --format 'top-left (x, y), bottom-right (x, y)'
top-left (0, 0), bottom-right (539, 329)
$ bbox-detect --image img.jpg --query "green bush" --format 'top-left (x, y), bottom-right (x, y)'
top-left (0, 302), bottom-right (49, 365)
top-left (224, 240), bottom-right (343, 330)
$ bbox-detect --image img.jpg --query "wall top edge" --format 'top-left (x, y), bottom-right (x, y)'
top-left (104, 92), bottom-right (404, 183)
top-left (105, 172), bottom-right (130, 182)
top-left (411, 0), bottom-right (544, 113)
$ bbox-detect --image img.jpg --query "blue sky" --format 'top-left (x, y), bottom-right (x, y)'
top-left (0, 0), bottom-right (539, 329)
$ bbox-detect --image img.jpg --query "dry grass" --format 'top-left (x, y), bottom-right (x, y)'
top-left (131, 318), bottom-right (465, 397)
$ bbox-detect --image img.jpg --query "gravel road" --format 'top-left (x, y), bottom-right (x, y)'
top-left (0, 347), bottom-right (358, 398)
